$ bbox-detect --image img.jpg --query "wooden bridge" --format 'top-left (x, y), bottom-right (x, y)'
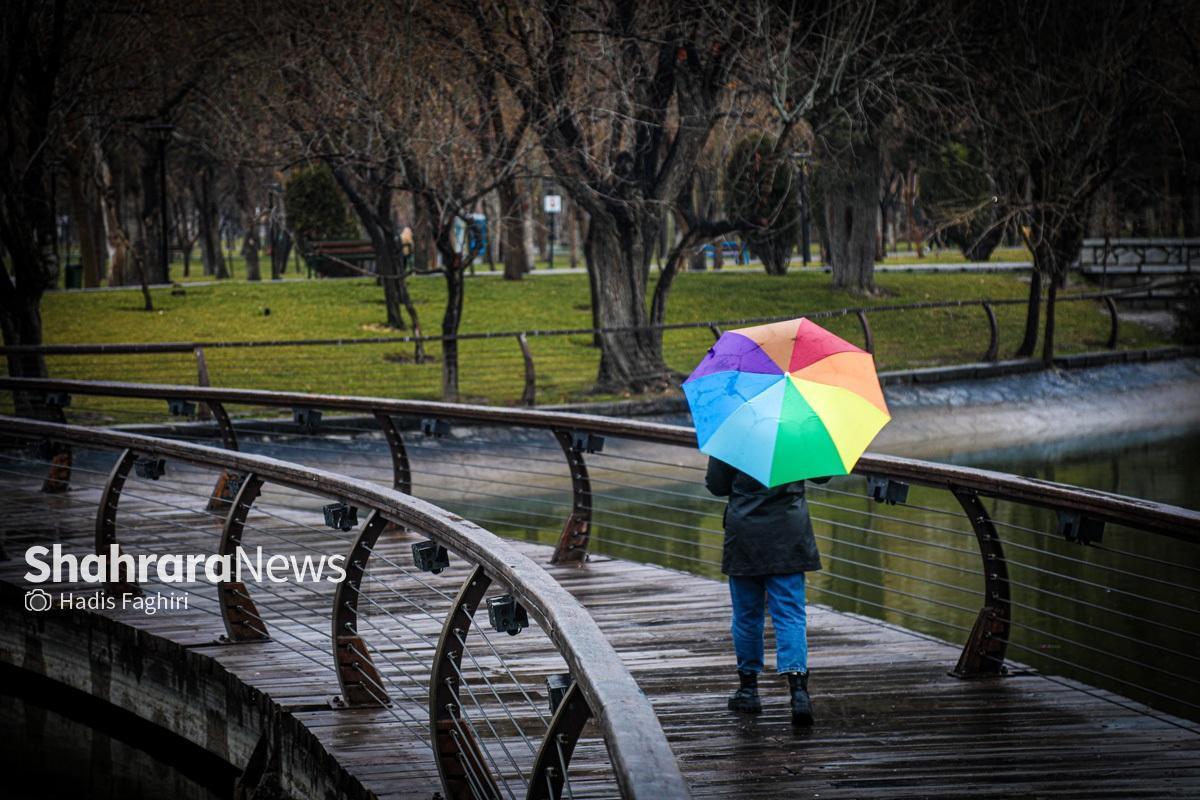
top-left (2, 378), bottom-right (1199, 799)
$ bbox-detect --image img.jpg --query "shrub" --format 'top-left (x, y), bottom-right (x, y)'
top-left (284, 164), bottom-right (358, 244)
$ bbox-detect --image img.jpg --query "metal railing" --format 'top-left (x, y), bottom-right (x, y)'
top-left (4, 376), bottom-right (1199, 726)
top-left (0, 413), bottom-right (690, 800)
top-left (4, 283), bottom-right (1182, 407)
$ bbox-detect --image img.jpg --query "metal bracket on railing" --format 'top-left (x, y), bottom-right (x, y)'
top-left (375, 413), bottom-right (413, 494)
top-left (951, 488), bottom-right (1011, 678)
top-left (1057, 510), bottom-right (1105, 545)
top-left (330, 510), bottom-right (390, 708)
top-left (981, 302), bottom-right (1000, 362)
top-left (422, 417), bottom-right (451, 437)
top-left (527, 679), bottom-right (593, 800)
top-left (551, 429), bottom-right (594, 565)
top-left (94, 448), bottom-right (141, 597)
top-left (856, 310), bottom-right (874, 354)
top-left (293, 407), bottom-right (321, 433)
top-left (217, 473), bottom-right (269, 643)
top-left (432, 564), bottom-right (502, 800)
top-left (866, 475), bottom-right (909, 505)
top-left (517, 333), bottom-right (537, 407)
top-left (1103, 295), bottom-right (1120, 349)
top-left (168, 398), bottom-right (196, 418)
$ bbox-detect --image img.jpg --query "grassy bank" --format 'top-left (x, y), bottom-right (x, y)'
top-left (34, 269), bottom-right (1167, 410)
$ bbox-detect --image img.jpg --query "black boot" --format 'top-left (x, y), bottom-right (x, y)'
top-left (727, 670), bottom-right (762, 714)
top-left (786, 671), bottom-right (814, 727)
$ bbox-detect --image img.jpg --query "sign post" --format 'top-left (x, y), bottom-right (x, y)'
top-left (544, 194), bottom-right (562, 270)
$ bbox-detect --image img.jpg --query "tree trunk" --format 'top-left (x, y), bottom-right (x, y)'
top-left (522, 182), bottom-right (537, 272)
top-left (1015, 269), bottom-right (1042, 357)
top-left (193, 165), bottom-right (227, 279)
top-left (140, 149), bottom-right (167, 285)
top-left (1041, 278), bottom-right (1058, 368)
top-left (237, 170), bottom-right (261, 281)
top-left (586, 213), bottom-right (668, 392)
top-left (411, 197), bottom-right (433, 272)
top-left (441, 252), bottom-right (465, 402)
top-left (567, 199), bottom-right (579, 269)
top-left (0, 297), bottom-right (54, 417)
top-left (95, 146), bottom-right (130, 286)
top-left (65, 152), bottom-right (102, 287)
top-left (270, 224), bottom-right (290, 280)
top-left (823, 140), bottom-right (882, 294)
top-left (498, 178), bottom-right (529, 280)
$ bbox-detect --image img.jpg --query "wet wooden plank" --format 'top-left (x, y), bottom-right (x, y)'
top-left (2, 471), bottom-right (1198, 799)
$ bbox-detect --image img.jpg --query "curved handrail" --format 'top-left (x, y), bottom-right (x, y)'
top-left (3, 376), bottom-right (1197, 541)
top-left (0, 414), bottom-right (690, 800)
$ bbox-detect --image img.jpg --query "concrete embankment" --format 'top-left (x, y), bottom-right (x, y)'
top-left (874, 357), bottom-right (1200, 459)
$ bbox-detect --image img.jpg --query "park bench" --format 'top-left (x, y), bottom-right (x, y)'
top-left (302, 239), bottom-right (377, 278)
top-left (1076, 237), bottom-right (1200, 278)
top-left (698, 239), bottom-right (750, 267)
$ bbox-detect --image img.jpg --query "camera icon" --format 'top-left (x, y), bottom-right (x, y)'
top-left (24, 588), bottom-right (53, 612)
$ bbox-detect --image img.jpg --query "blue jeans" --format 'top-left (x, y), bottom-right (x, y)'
top-left (728, 573), bottom-right (808, 674)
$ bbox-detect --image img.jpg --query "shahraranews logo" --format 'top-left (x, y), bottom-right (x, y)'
top-left (24, 544), bottom-right (347, 585)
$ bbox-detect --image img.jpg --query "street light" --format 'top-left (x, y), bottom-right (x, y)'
top-left (791, 151), bottom-right (813, 267)
top-left (145, 122), bottom-right (175, 282)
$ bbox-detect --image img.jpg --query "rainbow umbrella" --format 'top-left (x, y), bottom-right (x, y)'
top-left (683, 318), bottom-right (890, 487)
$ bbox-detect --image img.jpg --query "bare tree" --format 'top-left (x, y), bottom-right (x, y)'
top-left (258, 0), bottom-right (533, 399)
top-left (960, 0), bottom-right (1165, 363)
top-left (746, 0), bottom-right (959, 294)
top-left (459, 0), bottom-right (750, 392)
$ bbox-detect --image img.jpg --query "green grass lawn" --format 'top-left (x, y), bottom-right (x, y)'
top-left (32, 268), bottom-right (1171, 418)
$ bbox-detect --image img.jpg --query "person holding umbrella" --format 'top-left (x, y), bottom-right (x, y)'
top-left (684, 318), bottom-right (892, 727)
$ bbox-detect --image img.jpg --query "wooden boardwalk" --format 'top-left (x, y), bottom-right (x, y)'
top-left (2, 464), bottom-right (1199, 799)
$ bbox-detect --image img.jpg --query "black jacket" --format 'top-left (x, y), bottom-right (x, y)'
top-left (705, 457), bottom-right (826, 576)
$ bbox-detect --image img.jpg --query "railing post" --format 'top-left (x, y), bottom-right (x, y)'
top-left (195, 347), bottom-right (212, 422)
top-left (1102, 295), bottom-right (1119, 349)
top-left (709, 324), bottom-right (723, 341)
top-left (950, 488), bottom-right (1011, 678)
top-left (856, 310), bottom-right (874, 354)
top-left (431, 564), bottom-right (502, 800)
top-left (375, 412), bottom-right (413, 494)
top-left (551, 430), bottom-right (594, 566)
top-left (330, 510), bottom-right (390, 708)
top-left (94, 448), bottom-right (141, 597)
top-left (526, 680), bottom-right (593, 800)
top-left (517, 333), bottom-right (537, 407)
top-left (981, 302), bottom-right (1000, 362)
top-left (217, 473), bottom-right (270, 642)
top-left (205, 400), bottom-right (242, 511)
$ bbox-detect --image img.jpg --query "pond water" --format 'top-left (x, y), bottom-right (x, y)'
top-left (434, 422), bottom-right (1200, 723)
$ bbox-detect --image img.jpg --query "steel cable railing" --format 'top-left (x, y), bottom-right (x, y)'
top-left (0, 419), bottom-right (687, 800)
top-left (5, 281), bottom-right (1187, 410)
top-left (3, 377), bottom-right (1199, 729)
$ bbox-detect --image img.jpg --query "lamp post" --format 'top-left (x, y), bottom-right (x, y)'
top-left (543, 192), bottom-right (562, 270)
top-left (792, 151), bottom-right (812, 267)
top-left (145, 122), bottom-right (175, 282)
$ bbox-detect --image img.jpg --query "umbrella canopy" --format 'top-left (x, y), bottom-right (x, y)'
top-left (683, 318), bottom-right (890, 487)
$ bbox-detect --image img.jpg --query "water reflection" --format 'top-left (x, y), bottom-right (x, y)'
top-left (439, 428), bottom-right (1200, 723)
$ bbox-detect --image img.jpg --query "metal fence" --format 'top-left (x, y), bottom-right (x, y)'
top-left (0, 414), bottom-right (688, 800)
top-left (4, 284), bottom-right (1179, 408)
top-left (5, 377), bottom-right (1198, 726)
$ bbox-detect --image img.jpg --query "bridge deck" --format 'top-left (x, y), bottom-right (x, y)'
top-left (3, 469), bottom-right (1198, 799)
